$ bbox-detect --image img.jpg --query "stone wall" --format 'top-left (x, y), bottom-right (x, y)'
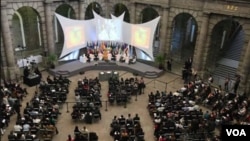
top-left (1, 0), bottom-right (250, 92)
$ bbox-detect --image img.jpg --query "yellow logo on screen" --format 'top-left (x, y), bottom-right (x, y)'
top-left (132, 27), bottom-right (150, 48)
top-left (70, 28), bottom-right (82, 43)
top-left (66, 26), bottom-right (85, 48)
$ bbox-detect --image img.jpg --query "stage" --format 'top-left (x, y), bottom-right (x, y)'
top-left (48, 60), bottom-right (164, 78)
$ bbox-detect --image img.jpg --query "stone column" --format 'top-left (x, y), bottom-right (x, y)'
top-left (78, 0), bottom-right (85, 20)
top-left (1, 0), bottom-right (19, 80)
top-left (193, 13), bottom-right (209, 73)
top-left (44, 0), bottom-right (55, 54)
top-left (239, 39), bottom-right (250, 93)
top-left (130, 1), bottom-right (136, 23)
top-left (0, 34), bottom-right (8, 82)
top-left (159, 7), bottom-right (169, 54)
top-left (105, 1), bottom-right (111, 18)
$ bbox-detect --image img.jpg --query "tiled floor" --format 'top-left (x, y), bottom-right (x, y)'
top-left (1, 69), bottom-right (187, 141)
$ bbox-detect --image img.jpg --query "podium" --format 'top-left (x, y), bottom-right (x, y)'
top-left (98, 71), bottom-right (119, 81)
top-left (99, 72), bottom-right (105, 81)
top-left (112, 71), bottom-right (119, 79)
top-left (24, 75), bottom-right (40, 87)
top-left (106, 71), bottom-right (112, 80)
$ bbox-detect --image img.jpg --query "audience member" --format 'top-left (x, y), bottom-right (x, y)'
top-left (13, 122), bottom-right (22, 132)
top-left (224, 77), bottom-right (229, 91)
top-left (67, 134), bottom-right (74, 141)
top-left (167, 59), bottom-right (172, 71)
top-left (129, 56), bottom-right (136, 64)
top-left (34, 67), bottom-right (42, 80)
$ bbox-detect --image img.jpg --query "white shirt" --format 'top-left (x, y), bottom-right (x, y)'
top-left (81, 128), bottom-right (89, 134)
top-left (14, 124), bottom-right (23, 132)
top-left (208, 77), bottom-right (213, 83)
top-left (154, 118), bottom-right (161, 123)
top-left (238, 107), bottom-right (246, 115)
top-left (3, 97), bottom-right (9, 105)
top-left (132, 58), bottom-right (136, 63)
top-left (23, 124), bottom-right (30, 131)
top-left (175, 123), bottom-right (184, 129)
top-left (75, 95), bottom-right (81, 102)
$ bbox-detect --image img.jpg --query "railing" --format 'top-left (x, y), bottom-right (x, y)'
top-left (211, 75), bottom-right (235, 90)
top-left (225, 0), bottom-right (250, 4)
top-left (145, 75), bottom-right (182, 92)
top-left (204, 0), bottom-right (250, 4)
top-left (65, 100), bottom-right (109, 113)
top-left (204, 74), bottom-right (247, 95)
top-left (64, 95), bottom-right (137, 114)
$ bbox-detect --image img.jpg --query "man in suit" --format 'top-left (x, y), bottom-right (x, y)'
top-left (167, 59), bottom-right (172, 71)
top-left (34, 67), bottom-right (42, 81)
top-left (8, 131), bottom-right (17, 140)
top-left (23, 66), bottom-right (30, 77)
top-left (129, 56), bottom-right (137, 64)
top-left (23, 66), bottom-right (30, 83)
top-left (26, 133), bottom-right (34, 140)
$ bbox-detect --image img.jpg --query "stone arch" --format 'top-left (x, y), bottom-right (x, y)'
top-left (11, 6), bottom-right (43, 59)
top-left (6, 1), bottom-right (45, 62)
top-left (167, 9), bottom-right (199, 61)
top-left (168, 9), bottom-right (199, 28)
top-left (170, 12), bottom-right (198, 62)
top-left (207, 17), bottom-right (245, 84)
top-left (208, 16), bottom-right (250, 60)
top-left (170, 9), bottom-right (199, 21)
top-left (135, 4), bottom-right (162, 23)
top-left (140, 7), bottom-right (159, 23)
top-left (7, 1), bottom-right (45, 26)
top-left (239, 20), bottom-right (250, 37)
top-left (14, 11), bottom-right (26, 48)
top-left (54, 3), bottom-right (77, 19)
top-left (52, 2), bottom-right (78, 17)
top-left (85, 2), bottom-right (103, 19)
top-left (113, 3), bottom-right (130, 22)
top-left (236, 18), bottom-right (250, 81)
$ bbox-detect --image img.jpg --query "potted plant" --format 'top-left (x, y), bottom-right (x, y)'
top-left (47, 54), bottom-right (57, 69)
top-left (155, 54), bottom-right (165, 70)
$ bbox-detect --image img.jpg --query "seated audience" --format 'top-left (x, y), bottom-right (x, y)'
top-left (119, 56), bottom-right (125, 63)
top-left (129, 56), bottom-right (137, 64)
top-left (67, 134), bottom-right (74, 141)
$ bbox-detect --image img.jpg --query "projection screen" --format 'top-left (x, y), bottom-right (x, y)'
top-left (55, 12), bottom-right (160, 60)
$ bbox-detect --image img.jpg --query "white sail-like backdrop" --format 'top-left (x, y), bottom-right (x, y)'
top-left (55, 11), bottom-right (160, 60)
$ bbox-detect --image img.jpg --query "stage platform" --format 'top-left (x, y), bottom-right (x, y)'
top-left (48, 60), bottom-right (164, 78)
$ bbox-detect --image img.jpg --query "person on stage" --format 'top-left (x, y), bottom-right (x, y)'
top-left (119, 56), bottom-right (125, 63)
top-left (86, 51), bottom-right (91, 62)
top-left (23, 66), bottom-right (30, 83)
top-left (23, 66), bottom-right (30, 77)
top-left (34, 67), bottom-right (42, 81)
top-left (129, 55), bottom-right (137, 64)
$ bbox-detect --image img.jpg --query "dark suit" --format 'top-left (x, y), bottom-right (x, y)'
top-left (23, 67), bottom-right (30, 77)
top-left (26, 134), bottom-right (34, 140)
top-left (8, 134), bottom-right (17, 140)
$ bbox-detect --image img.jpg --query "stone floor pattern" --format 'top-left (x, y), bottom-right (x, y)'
top-left (1, 69), bottom-right (195, 141)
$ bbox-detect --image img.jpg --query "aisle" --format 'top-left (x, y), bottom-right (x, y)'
top-left (1, 70), bottom-right (184, 141)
